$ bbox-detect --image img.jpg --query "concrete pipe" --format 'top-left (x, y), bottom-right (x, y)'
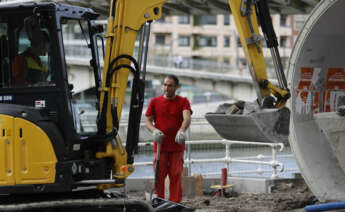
top-left (288, 0), bottom-right (345, 201)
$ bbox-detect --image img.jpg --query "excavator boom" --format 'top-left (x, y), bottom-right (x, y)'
top-left (206, 0), bottom-right (290, 143)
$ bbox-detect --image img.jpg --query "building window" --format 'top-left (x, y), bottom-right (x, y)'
top-left (224, 15), bottom-right (230, 25)
top-left (156, 16), bottom-right (166, 23)
top-left (262, 39), bottom-right (267, 48)
top-left (178, 35), bottom-right (190, 47)
top-left (280, 36), bottom-right (288, 48)
top-left (155, 34), bottom-right (165, 45)
top-left (198, 36), bottom-right (217, 47)
top-left (293, 15), bottom-right (307, 30)
top-left (199, 15), bottom-right (217, 25)
top-left (280, 15), bottom-right (287, 27)
top-left (224, 36), bottom-right (230, 47)
top-left (236, 36), bottom-right (242, 47)
top-left (178, 16), bottom-right (190, 24)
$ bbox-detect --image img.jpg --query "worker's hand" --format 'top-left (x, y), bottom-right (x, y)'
top-left (152, 129), bottom-right (164, 144)
top-left (175, 130), bottom-right (186, 144)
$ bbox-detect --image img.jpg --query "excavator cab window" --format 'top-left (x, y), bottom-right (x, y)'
top-left (12, 27), bottom-right (53, 88)
top-left (0, 23), bottom-right (9, 88)
top-left (0, 8), bottom-right (82, 141)
top-left (61, 18), bottom-right (97, 134)
top-left (5, 12), bottom-right (56, 88)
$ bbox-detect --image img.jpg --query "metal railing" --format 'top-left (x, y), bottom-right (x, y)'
top-left (77, 109), bottom-right (299, 179)
top-left (63, 39), bottom-right (281, 79)
top-left (134, 139), bottom-right (297, 179)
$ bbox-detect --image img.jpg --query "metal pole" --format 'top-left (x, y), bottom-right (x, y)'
top-left (271, 145), bottom-right (278, 179)
top-left (270, 46), bottom-right (288, 90)
top-left (137, 25), bottom-right (145, 71)
top-left (225, 143), bottom-right (231, 176)
top-left (141, 22), bottom-right (151, 82)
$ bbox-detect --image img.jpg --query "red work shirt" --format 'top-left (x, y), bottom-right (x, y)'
top-left (146, 95), bottom-right (192, 152)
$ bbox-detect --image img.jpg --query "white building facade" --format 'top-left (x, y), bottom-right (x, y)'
top-left (149, 14), bottom-right (307, 71)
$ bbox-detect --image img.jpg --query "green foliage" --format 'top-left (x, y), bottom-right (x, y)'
top-left (193, 15), bottom-right (200, 26)
top-left (192, 34), bottom-right (200, 50)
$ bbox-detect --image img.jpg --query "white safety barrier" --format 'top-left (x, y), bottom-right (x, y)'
top-left (134, 139), bottom-right (298, 179)
top-left (78, 114), bottom-right (299, 178)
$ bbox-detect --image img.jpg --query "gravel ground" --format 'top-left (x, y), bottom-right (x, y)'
top-left (127, 178), bottom-right (315, 212)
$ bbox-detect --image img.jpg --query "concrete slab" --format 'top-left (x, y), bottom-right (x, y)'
top-left (125, 176), bottom-right (298, 195)
top-left (203, 177), bottom-right (273, 194)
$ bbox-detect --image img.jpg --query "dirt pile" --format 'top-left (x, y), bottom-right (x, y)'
top-left (128, 178), bottom-right (315, 212)
top-left (182, 179), bottom-right (314, 212)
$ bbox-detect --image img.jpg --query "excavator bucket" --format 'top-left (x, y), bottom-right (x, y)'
top-left (205, 104), bottom-right (290, 143)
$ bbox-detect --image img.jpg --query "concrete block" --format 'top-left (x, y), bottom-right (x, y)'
top-left (182, 176), bottom-right (196, 198)
top-left (126, 177), bottom-right (153, 192)
top-left (183, 167), bottom-right (189, 176)
top-left (164, 174), bottom-right (204, 198)
top-left (203, 177), bottom-right (271, 194)
top-left (126, 176), bottom-right (275, 195)
top-left (193, 174), bottom-right (204, 196)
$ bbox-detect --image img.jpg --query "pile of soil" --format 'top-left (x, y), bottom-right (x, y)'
top-left (128, 178), bottom-right (315, 212)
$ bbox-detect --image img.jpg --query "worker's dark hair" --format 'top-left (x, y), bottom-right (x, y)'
top-left (166, 74), bottom-right (179, 86)
top-left (30, 30), bottom-right (49, 47)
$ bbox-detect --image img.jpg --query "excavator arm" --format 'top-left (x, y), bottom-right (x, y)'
top-left (95, 0), bottom-right (167, 188)
top-left (96, 1), bottom-right (291, 184)
top-left (228, 0), bottom-right (290, 108)
top-left (206, 0), bottom-right (291, 143)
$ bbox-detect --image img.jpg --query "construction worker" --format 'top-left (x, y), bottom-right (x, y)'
top-left (145, 74), bottom-right (192, 203)
top-left (12, 30), bottom-right (49, 87)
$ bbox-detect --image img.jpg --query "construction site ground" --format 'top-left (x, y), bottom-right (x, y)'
top-left (127, 177), bottom-right (315, 212)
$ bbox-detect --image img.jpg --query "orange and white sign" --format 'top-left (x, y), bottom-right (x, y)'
top-left (296, 67), bottom-right (321, 114)
top-left (324, 68), bottom-right (345, 112)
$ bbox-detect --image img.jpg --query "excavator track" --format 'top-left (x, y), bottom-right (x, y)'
top-left (0, 198), bottom-right (153, 212)
top-left (0, 189), bottom-right (153, 212)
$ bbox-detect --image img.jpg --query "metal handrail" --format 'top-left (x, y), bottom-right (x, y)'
top-left (134, 139), bottom-right (288, 179)
top-left (77, 113), bottom-right (296, 178)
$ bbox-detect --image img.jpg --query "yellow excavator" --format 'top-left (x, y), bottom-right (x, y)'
top-left (0, 0), bottom-right (289, 211)
top-left (0, 0), bottom-right (170, 211)
top-left (0, 0), bottom-right (342, 211)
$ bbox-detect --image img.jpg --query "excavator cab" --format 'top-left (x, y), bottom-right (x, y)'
top-left (0, 2), bottom-right (112, 194)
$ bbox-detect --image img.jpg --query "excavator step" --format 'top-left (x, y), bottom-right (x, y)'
top-left (205, 106), bottom-right (290, 143)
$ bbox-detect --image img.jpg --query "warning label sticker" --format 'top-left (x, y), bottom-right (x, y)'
top-left (324, 68), bottom-right (345, 112)
top-left (35, 100), bottom-right (46, 108)
top-left (296, 67), bottom-right (320, 114)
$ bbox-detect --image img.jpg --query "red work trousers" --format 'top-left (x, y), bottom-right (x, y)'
top-left (153, 151), bottom-right (184, 203)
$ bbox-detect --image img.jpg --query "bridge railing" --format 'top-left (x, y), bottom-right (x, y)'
top-left (147, 55), bottom-right (242, 74)
top-left (63, 39), bottom-right (278, 79)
